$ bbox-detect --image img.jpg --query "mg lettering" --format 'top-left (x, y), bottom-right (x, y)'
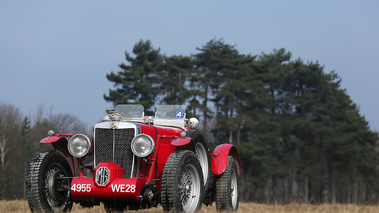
top-left (96, 167), bottom-right (110, 186)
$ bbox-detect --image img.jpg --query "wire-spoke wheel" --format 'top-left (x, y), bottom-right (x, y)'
top-left (186, 130), bottom-right (211, 190)
top-left (26, 150), bottom-right (73, 212)
top-left (195, 142), bottom-right (209, 187)
top-left (215, 156), bottom-right (239, 211)
top-left (230, 165), bottom-right (238, 209)
top-left (162, 150), bottom-right (204, 213)
top-left (180, 163), bottom-right (201, 212)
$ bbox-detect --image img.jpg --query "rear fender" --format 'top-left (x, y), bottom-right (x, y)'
top-left (171, 137), bottom-right (195, 152)
top-left (211, 144), bottom-right (241, 175)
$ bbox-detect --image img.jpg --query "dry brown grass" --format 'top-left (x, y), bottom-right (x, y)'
top-left (1, 200), bottom-right (379, 213)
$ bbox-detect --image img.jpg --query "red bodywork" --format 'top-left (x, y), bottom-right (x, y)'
top-left (71, 162), bottom-right (146, 200)
top-left (41, 121), bottom-right (241, 202)
top-left (72, 123), bottom-right (185, 201)
top-left (211, 144), bottom-right (241, 175)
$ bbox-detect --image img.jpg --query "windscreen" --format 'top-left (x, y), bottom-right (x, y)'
top-left (155, 105), bottom-right (187, 119)
top-left (114, 104), bottom-right (144, 118)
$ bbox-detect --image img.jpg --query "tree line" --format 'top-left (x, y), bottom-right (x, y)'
top-left (0, 105), bottom-right (89, 199)
top-left (105, 39), bottom-right (379, 204)
top-left (0, 38), bottom-right (378, 204)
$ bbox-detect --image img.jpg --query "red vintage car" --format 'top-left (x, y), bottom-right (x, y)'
top-left (26, 105), bottom-right (241, 212)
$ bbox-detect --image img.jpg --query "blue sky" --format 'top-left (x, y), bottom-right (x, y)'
top-left (1, 1), bottom-right (379, 130)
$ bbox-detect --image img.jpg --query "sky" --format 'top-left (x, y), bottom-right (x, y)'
top-left (1, 1), bottom-right (379, 131)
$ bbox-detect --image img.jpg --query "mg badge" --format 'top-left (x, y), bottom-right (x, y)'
top-left (96, 167), bottom-right (110, 186)
top-left (110, 122), bottom-right (118, 129)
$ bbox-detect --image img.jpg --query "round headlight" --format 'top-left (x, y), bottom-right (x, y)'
top-left (68, 134), bottom-right (91, 158)
top-left (131, 134), bottom-right (155, 158)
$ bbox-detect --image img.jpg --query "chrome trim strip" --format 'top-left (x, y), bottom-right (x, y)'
top-left (112, 129), bottom-right (115, 163)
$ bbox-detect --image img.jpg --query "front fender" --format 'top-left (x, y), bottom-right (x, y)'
top-left (211, 144), bottom-right (241, 175)
top-left (40, 135), bottom-right (70, 156)
top-left (171, 137), bottom-right (195, 152)
top-left (40, 135), bottom-right (64, 143)
top-left (40, 135), bottom-right (75, 175)
top-left (171, 137), bottom-right (192, 146)
top-left (40, 133), bottom-right (74, 144)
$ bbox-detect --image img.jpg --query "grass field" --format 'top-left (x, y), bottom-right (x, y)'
top-left (1, 200), bottom-right (379, 213)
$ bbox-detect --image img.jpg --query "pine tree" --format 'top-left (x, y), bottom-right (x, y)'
top-left (191, 39), bottom-right (222, 133)
top-left (104, 40), bottom-right (163, 112)
top-left (160, 55), bottom-right (192, 105)
top-left (21, 117), bottom-right (32, 199)
top-left (192, 38), bottom-right (257, 144)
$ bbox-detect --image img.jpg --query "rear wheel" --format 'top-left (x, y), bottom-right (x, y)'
top-left (186, 130), bottom-right (211, 190)
top-left (161, 150), bottom-right (204, 213)
top-left (215, 156), bottom-right (239, 211)
top-left (26, 149), bottom-right (73, 212)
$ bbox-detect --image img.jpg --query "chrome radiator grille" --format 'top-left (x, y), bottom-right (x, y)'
top-left (94, 128), bottom-right (135, 178)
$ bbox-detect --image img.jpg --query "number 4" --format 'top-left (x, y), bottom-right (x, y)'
top-left (71, 184), bottom-right (77, 192)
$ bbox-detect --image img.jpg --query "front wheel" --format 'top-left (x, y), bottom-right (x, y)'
top-left (161, 150), bottom-right (204, 213)
top-left (26, 150), bottom-right (73, 212)
top-left (215, 156), bottom-right (239, 211)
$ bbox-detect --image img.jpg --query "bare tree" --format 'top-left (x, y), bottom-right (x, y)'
top-left (32, 106), bottom-right (90, 141)
top-left (0, 134), bottom-right (8, 168)
top-left (0, 103), bottom-right (23, 199)
top-left (49, 113), bottom-right (89, 134)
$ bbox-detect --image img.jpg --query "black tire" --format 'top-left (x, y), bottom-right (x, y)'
top-left (186, 130), bottom-right (211, 190)
top-left (26, 149), bottom-right (73, 212)
top-left (161, 150), bottom-right (204, 213)
top-left (215, 156), bottom-right (239, 211)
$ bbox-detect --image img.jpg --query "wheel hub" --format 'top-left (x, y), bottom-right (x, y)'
top-left (46, 169), bottom-right (68, 202)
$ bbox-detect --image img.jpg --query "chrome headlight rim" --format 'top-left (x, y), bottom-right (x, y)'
top-left (131, 134), bottom-right (155, 158)
top-left (67, 134), bottom-right (91, 158)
